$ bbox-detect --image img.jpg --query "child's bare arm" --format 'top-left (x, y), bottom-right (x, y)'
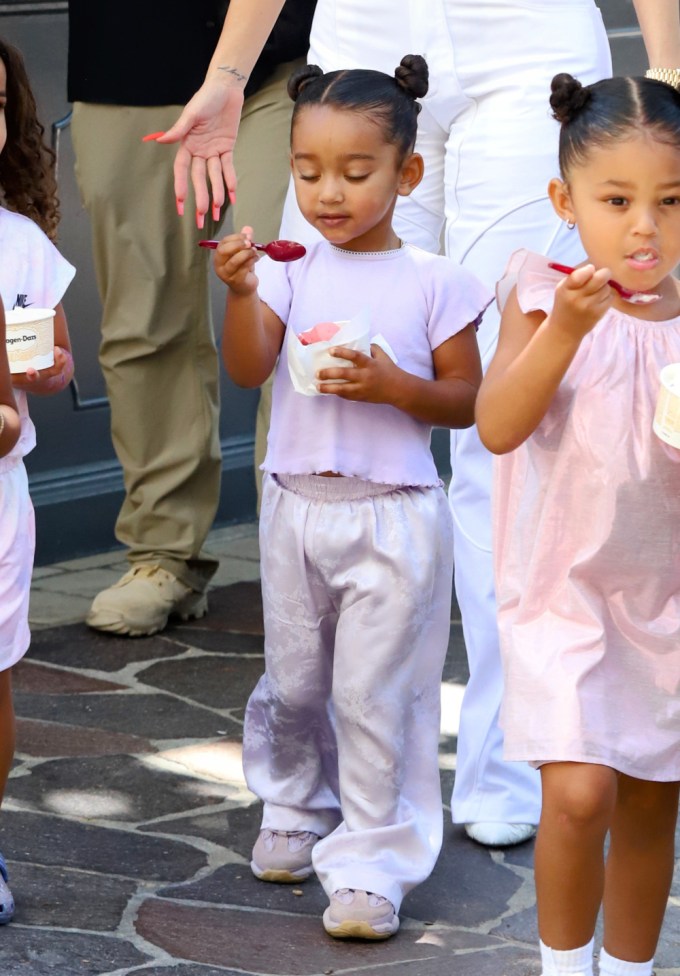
top-left (215, 231), bottom-right (285, 387)
top-left (316, 322), bottom-right (482, 428)
top-left (476, 264), bottom-right (612, 454)
top-left (12, 303), bottom-right (74, 397)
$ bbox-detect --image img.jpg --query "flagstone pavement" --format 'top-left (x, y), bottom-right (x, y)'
top-left (1, 522), bottom-right (678, 975)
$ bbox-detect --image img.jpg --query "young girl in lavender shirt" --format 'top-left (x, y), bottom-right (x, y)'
top-left (212, 54), bottom-right (490, 940)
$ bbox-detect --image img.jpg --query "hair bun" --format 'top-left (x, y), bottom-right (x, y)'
top-left (288, 63), bottom-right (324, 101)
top-left (395, 54), bottom-right (429, 100)
top-left (550, 72), bottom-right (592, 123)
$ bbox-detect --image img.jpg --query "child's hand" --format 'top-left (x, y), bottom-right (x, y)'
top-left (12, 346), bottom-right (74, 396)
top-left (550, 264), bottom-right (613, 340)
top-left (213, 225), bottom-right (260, 296)
top-left (316, 344), bottom-right (401, 403)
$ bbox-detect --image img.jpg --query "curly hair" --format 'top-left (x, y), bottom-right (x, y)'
top-left (0, 36), bottom-right (59, 241)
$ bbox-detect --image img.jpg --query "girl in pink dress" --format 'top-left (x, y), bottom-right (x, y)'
top-left (476, 72), bottom-right (680, 976)
top-left (0, 37), bottom-right (75, 925)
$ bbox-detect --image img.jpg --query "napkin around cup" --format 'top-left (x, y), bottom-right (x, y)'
top-left (286, 309), bottom-right (397, 397)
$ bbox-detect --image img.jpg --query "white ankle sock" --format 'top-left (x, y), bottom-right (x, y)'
top-left (599, 947), bottom-right (654, 976)
top-left (540, 938), bottom-right (595, 976)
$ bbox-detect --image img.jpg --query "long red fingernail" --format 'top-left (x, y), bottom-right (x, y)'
top-left (142, 131), bottom-right (166, 142)
top-left (228, 190), bottom-right (236, 205)
top-left (196, 210), bottom-right (205, 230)
top-left (212, 202), bottom-right (221, 222)
top-left (176, 198), bottom-right (185, 217)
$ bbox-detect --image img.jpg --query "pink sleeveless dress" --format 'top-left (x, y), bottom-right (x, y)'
top-left (494, 251), bottom-right (680, 781)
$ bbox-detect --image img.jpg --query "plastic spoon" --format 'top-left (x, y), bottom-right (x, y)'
top-left (198, 239), bottom-right (306, 262)
top-left (548, 261), bottom-right (660, 305)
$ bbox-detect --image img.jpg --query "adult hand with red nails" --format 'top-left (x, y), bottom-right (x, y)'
top-left (152, 81), bottom-right (244, 226)
top-left (147, 0), bottom-right (287, 227)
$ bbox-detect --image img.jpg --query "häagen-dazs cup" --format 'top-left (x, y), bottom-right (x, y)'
top-left (5, 308), bottom-right (55, 374)
top-left (653, 363), bottom-right (680, 448)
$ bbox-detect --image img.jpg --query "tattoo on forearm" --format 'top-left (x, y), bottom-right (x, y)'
top-left (217, 65), bottom-right (247, 83)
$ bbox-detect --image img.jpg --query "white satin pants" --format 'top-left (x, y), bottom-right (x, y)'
top-left (243, 474), bottom-right (453, 910)
top-left (279, 0), bottom-right (612, 824)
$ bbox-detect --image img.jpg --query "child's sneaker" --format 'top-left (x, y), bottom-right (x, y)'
top-left (323, 888), bottom-right (399, 940)
top-left (250, 828), bottom-right (319, 883)
top-left (0, 853), bottom-right (15, 924)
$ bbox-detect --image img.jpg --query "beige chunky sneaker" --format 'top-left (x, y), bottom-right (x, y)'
top-left (250, 829), bottom-right (319, 883)
top-left (85, 565), bottom-right (207, 637)
top-left (323, 888), bottom-right (399, 940)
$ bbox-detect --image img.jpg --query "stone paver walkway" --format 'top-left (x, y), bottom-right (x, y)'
top-left (0, 523), bottom-right (677, 975)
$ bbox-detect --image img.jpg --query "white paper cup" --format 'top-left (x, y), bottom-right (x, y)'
top-left (653, 363), bottom-right (680, 447)
top-left (5, 308), bottom-right (55, 374)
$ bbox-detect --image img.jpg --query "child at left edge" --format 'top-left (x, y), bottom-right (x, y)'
top-left (212, 54), bottom-right (491, 939)
top-left (0, 36), bottom-right (75, 924)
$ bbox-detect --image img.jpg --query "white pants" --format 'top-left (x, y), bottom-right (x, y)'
top-left (280, 0), bottom-right (612, 824)
top-left (243, 474), bottom-right (453, 910)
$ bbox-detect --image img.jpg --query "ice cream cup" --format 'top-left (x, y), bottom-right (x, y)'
top-left (310, 320), bottom-right (356, 376)
top-left (653, 363), bottom-right (680, 448)
top-left (287, 312), bottom-right (372, 396)
top-left (5, 308), bottom-right (55, 374)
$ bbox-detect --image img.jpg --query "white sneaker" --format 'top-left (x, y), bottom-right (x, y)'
top-left (465, 821), bottom-right (537, 847)
top-left (86, 565), bottom-right (207, 637)
top-left (0, 853), bottom-right (14, 924)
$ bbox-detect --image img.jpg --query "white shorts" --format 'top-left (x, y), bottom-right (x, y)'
top-left (0, 459), bottom-right (34, 671)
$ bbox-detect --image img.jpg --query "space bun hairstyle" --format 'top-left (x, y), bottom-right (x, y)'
top-left (550, 71), bottom-right (680, 176)
top-left (287, 54), bottom-right (428, 158)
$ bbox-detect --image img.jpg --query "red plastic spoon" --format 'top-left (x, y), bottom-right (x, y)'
top-left (198, 239), bottom-right (306, 262)
top-left (548, 261), bottom-right (660, 305)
